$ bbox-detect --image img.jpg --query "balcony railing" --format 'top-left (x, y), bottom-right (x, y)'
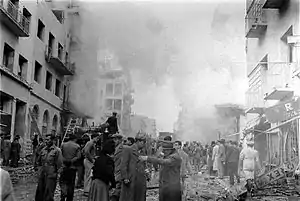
top-left (265, 62), bottom-right (294, 92)
top-left (45, 46), bottom-right (74, 75)
top-left (246, 89), bottom-right (265, 108)
top-left (245, 1), bottom-right (267, 38)
top-left (0, 0), bottom-right (30, 37)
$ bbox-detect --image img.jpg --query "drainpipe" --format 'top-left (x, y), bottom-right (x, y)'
top-left (10, 98), bottom-right (16, 141)
top-left (287, 35), bottom-right (300, 163)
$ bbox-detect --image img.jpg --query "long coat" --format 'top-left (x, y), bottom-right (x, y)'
top-left (120, 144), bottom-right (147, 201)
top-left (148, 151), bottom-right (182, 201)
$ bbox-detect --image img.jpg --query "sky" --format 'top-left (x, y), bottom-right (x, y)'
top-left (69, 0), bottom-right (247, 138)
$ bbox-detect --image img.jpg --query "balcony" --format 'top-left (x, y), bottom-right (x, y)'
top-left (0, 0), bottom-right (30, 37)
top-left (263, 0), bottom-right (284, 9)
top-left (45, 46), bottom-right (74, 75)
top-left (264, 63), bottom-right (294, 100)
top-left (245, 1), bottom-right (267, 38)
top-left (246, 89), bottom-right (265, 114)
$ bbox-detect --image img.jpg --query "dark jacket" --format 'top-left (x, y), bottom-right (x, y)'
top-left (226, 145), bottom-right (240, 163)
top-left (148, 151), bottom-right (182, 201)
top-left (92, 152), bottom-right (116, 187)
top-left (120, 144), bottom-right (147, 201)
top-left (61, 140), bottom-right (81, 168)
top-left (106, 116), bottom-right (118, 134)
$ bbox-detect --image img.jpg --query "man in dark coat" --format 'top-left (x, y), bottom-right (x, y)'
top-left (119, 133), bottom-right (147, 201)
top-left (10, 135), bottom-right (21, 167)
top-left (2, 135), bottom-right (11, 166)
top-left (106, 112), bottom-right (118, 134)
top-left (140, 140), bottom-right (182, 201)
top-left (111, 133), bottom-right (125, 201)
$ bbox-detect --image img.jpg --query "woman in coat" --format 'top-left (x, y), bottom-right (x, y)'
top-left (140, 140), bottom-right (182, 201)
top-left (88, 139), bottom-right (115, 201)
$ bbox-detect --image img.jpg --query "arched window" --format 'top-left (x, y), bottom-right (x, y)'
top-left (42, 110), bottom-right (49, 135)
top-left (32, 105), bottom-right (39, 121)
top-left (52, 115), bottom-right (58, 135)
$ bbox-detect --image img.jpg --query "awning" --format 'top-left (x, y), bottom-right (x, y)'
top-left (264, 88), bottom-right (294, 100)
top-left (266, 115), bottom-right (300, 133)
top-left (265, 97), bottom-right (300, 123)
top-left (246, 107), bottom-right (264, 114)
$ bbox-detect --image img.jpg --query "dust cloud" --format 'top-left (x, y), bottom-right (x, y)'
top-left (69, 1), bottom-right (247, 141)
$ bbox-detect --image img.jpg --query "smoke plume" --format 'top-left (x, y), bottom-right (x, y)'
top-left (69, 1), bottom-right (247, 141)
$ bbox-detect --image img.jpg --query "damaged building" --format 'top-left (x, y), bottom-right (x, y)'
top-left (0, 0), bottom-right (78, 155)
top-left (245, 0), bottom-right (300, 168)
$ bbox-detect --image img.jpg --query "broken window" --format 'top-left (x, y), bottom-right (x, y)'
top-left (58, 43), bottom-right (63, 60)
top-left (42, 110), bottom-right (49, 135)
top-left (106, 83), bottom-right (113, 96)
top-left (55, 79), bottom-right (61, 97)
top-left (34, 61), bottom-right (42, 83)
top-left (37, 19), bottom-right (45, 41)
top-left (22, 7), bottom-right (31, 33)
top-left (3, 43), bottom-right (15, 72)
top-left (45, 71), bottom-right (52, 91)
top-left (52, 10), bottom-right (64, 24)
top-left (114, 99), bottom-right (122, 111)
top-left (114, 83), bottom-right (122, 96)
top-left (63, 85), bottom-right (67, 102)
top-left (48, 32), bottom-right (55, 56)
top-left (105, 99), bottom-right (113, 110)
top-left (65, 52), bottom-right (69, 64)
top-left (18, 54), bottom-right (28, 80)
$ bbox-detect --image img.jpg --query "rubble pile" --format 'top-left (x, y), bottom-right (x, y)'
top-left (2, 165), bottom-right (37, 185)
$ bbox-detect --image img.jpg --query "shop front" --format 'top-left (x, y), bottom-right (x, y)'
top-left (265, 96), bottom-right (300, 166)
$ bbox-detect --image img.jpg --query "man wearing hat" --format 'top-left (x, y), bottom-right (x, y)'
top-left (106, 112), bottom-right (119, 135)
top-left (83, 133), bottom-right (100, 196)
top-left (116, 132), bottom-right (147, 201)
top-left (140, 140), bottom-right (182, 201)
top-left (110, 133), bottom-right (125, 201)
top-left (10, 135), bottom-right (21, 167)
top-left (238, 138), bottom-right (261, 193)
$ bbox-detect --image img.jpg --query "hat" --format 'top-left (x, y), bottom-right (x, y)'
top-left (161, 141), bottom-right (174, 150)
top-left (111, 133), bottom-right (125, 139)
top-left (135, 133), bottom-right (147, 141)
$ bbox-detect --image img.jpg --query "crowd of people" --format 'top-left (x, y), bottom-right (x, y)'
top-left (0, 125), bottom-right (261, 201)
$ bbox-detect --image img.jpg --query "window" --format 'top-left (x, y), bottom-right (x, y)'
top-left (18, 55), bottom-right (28, 80)
top-left (37, 19), bottom-right (45, 40)
top-left (52, 10), bottom-right (64, 24)
top-left (48, 32), bottom-right (55, 55)
top-left (58, 43), bottom-right (63, 60)
top-left (22, 8), bottom-right (31, 33)
top-left (106, 83), bottom-right (113, 96)
top-left (114, 83), bottom-right (122, 96)
top-left (63, 85), bottom-right (67, 102)
top-left (42, 110), bottom-right (49, 135)
top-left (45, 71), bottom-right (52, 90)
top-left (114, 99), bottom-right (122, 110)
top-left (2, 43), bottom-right (15, 72)
top-left (105, 99), bottom-right (113, 110)
top-left (65, 52), bottom-right (69, 64)
top-left (52, 115), bottom-right (58, 134)
top-left (34, 61), bottom-right (42, 83)
top-left (55, 79), bottom-right (61, 97)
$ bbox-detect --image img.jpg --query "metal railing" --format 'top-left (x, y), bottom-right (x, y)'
top-left (245, 0), bottom-right (266, 33)
top-left (0, 0), bottom-right (30, 35)
top-left (265, 62), bottom-right (294, 92)
top-left (246, 89), bottom-right (265, 108)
